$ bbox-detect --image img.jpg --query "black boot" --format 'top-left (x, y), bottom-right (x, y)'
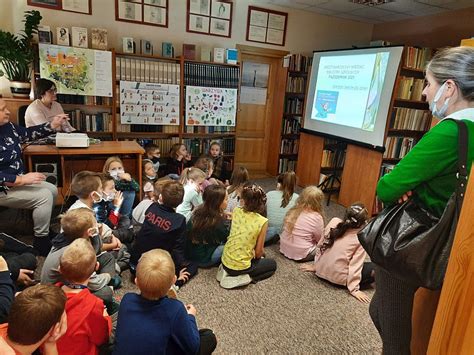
top-left (33, 236), bottom-right (52, 256)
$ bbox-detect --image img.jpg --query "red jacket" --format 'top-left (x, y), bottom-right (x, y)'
top-left (56, 287), bottom-right (111, 355)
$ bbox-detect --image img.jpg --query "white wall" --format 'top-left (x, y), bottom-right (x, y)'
top-left (1, 0), bottom-right (373, 96)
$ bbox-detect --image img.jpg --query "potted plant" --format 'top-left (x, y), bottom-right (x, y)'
top-left (0, 10), bottom-right (42, 97)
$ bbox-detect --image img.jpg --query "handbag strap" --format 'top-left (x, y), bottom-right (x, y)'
top-left (444, 118), bottom-right (469, 202)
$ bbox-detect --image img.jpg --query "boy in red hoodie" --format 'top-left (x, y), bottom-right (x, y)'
top-left (56, 238), bottom-right (112, 354)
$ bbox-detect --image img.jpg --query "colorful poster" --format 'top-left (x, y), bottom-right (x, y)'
top-left (39, 44), bottom-right (113, 97)
top-left (185, 86), bottom-right (237, 126)
top-left (120, 81), bottom-right (180, 125)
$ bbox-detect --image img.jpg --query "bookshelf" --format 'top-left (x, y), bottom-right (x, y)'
top-left (277, 54), bottom-right (311, 174)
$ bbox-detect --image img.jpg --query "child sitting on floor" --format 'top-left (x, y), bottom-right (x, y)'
top-left (280, 186), bottom-right (325, 262)
top-left (102, 156), bottom-right (140, 220)
top-left (185, 184), bottom-right (230, 267)
top-left (142, 159), bottom-right (158, 200)
top-left (220, 182), bottom-right (277, 288)
top-left (0, 284), bottom-right (67, 355)
top-left (144, 143), bottom-right (161, 173)
top-left (56, 238), bottom-right (111, 354)
top-left (225, 166), bottom-right (249, 214)
top-left (301, 202), bottom-right (374, 303)
top-left (131, 181), bottom-right (198, 288)
top-left (265, 171), bottom-right (299, 243)
top-left (114, 249), bottom-right (217, 355)
top-left (176, 167), bottom-right (206, 222)
top-left (164, 143), bottom-right (192, 179)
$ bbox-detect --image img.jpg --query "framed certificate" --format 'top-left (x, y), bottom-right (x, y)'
top-left (246, 6), bottom-right (288, 46)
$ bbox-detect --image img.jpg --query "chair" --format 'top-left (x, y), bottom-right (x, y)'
top-left (18, 105), bottom-right (28, 127)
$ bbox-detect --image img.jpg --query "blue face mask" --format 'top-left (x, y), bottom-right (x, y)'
top-left (429, 82), bottom-right (451, 119)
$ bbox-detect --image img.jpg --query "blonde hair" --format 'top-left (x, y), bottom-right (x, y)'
top-left (60, 238), bottom-right (96, 283)
top-left (284, 186), bottom-right (324, 234)
top-left (102, 156), bottom-right (124, 173)
top-left (60, 208), bottom-right (96, 242)
top-left (179, 167), bottom-right (206, 185)
top-left (136, 249), bottom-right (175, 300)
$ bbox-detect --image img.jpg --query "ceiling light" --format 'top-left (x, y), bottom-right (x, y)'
top-left (351, 0), bottom-right (394, 6)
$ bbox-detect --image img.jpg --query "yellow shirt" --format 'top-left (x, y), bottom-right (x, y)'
top-left (222, 207), bottom-right (268, 271)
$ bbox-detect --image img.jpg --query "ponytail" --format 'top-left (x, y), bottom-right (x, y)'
top-left (320, 203), bottom-right (368, 253)
top-left (179, 167), bottom-right (206, 185)
top-left (278, 171), bottom-right (297, 208)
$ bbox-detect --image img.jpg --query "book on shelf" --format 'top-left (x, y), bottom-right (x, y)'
top-left (183, 44), bottom-right (196, 60)
top-left (282, 116), bottom-right (301, 134)
top-left (71, 27), bottom-right (88, 48)
top-left (397, 76), bottom-right (425, 101)
top-left (38, 25), bottom-right (52, 44)
top-left (285, 98), bottom-right (304, 114)
top-left (213, 48), bottom-right (225, 63)
top-left (321, 148), bottom-right (346, 168)
top-left (183, 62), bottom-right (240, 88)
top-left (226, 49), bottom-right (238, 64)
top-left (288, 54), bottom-right (312, 72)
top-left (115, 56), bottom-right (180, 84)
top-left (162, 42), bottom-right (174, 58)
top-left (184, 125), bottom-right (235, 134)
top-left (390, 107), bottom-right (430, 131)
top-left (384, 136), bottom-right (415, 159)
top-left (286, 76), bottom-right (306, 93)
top-left (64, 110), bottom-right (112, 132)
top-left (404, 47), bottom-right (432, 70)
top-left (280, 139), bottom-right (299, 154)
top-left (278, 158), bottom-right (297, 174)
top-left (91, 28), bottom-right (108, 50)
top-left (56, 94), bottom-right (112, 106)
top-left (200, 46), bottom-right (212, 61)
top-left (183, 137), bottom-right (235, 157)
top-left (56, 27), bottom-right (70, 46)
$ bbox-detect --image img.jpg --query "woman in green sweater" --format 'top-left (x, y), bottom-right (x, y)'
top-left (185, 184), bottom-right (230, 267)
top-left (369, 46), bottom-right (474, 355)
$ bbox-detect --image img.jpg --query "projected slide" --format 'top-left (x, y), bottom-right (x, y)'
top-left (311, 52), bottom-right (389, 132)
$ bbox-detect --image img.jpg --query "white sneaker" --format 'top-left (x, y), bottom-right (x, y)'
top-left (216, 264), bottom-right (227, 282)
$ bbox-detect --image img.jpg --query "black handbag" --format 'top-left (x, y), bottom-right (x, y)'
top-left (357, 119), bottom-right (469, 290)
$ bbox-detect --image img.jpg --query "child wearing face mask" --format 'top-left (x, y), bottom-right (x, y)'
top-left (142, 160), bottom-right (158, 200)
top-left (102, 156), bottom-right (140, 221)
top-left (144, 143), bottom-right (161, 173)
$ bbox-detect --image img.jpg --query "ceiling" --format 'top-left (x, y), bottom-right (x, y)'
top-left (263, 0), bottom-right (474, 23)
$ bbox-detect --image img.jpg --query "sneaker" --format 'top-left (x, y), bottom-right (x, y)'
top-left (220, 273), bottom-right (252, 289)
top-left (216, 264), bottom-right (227, 282)
top-left (108, 275), bottom-right (122, 290)
top-left (106, 300), bottom-right (120, 315)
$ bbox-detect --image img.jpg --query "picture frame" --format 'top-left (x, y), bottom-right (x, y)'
top-left (187, 0), bottom-right (232, 38)
top-left (71, 27), bottom-right (88, 48)
top-left (38, 25), bottom-right (52, 44)
top-left (122, 37), bottom-right (135, 54)
top-left (246, 6), bottom-right (288, 46)
top-left (115, 0), bottom-right (168, 28)
top-left (28, 0), bottom-right (92, 15)
top-left (56, 27), bottom-right (70, 46)
top-left (141, 39), bottom-right (153, 55)
top-left (91, 28), bottom-right (108, 50)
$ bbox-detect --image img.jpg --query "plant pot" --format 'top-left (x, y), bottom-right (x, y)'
top-left (10, 81), bottom-right (31, 98)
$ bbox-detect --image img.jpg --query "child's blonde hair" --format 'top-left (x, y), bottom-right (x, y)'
top-left (102, 156), bottom-right (124, 173)
top-left (60, 208), bottom-right (96, 242)
top-left (284, 186), bottom-right (324, 234)
top-left (179, 167), bottom-right (206, 185)
top-left (136, 249), bottom-right (175, 300)
top-left (60, 238), bottom-right (97, 283)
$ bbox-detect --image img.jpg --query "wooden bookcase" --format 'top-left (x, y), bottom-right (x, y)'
top-left (275, 54), bottom-right (311, 174)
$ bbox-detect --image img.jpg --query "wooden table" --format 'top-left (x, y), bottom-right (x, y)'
top-left (23, 141), bottom-right (145, 204)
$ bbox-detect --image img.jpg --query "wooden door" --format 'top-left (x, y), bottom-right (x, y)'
top-left (235, 45), bottom-right (287, 176)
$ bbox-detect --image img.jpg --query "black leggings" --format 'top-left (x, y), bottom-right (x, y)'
top-left (199, 329), bottom-right (217, 355)
top-left (360, 261), bottom-right (375, 289)
top-left (223, 258), bottom-right (277, 282)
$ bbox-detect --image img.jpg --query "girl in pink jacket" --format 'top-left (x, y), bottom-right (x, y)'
top-left (301, 203), bottom-right (375, 303)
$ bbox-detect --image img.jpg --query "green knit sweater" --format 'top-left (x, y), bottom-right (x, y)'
top-left (377, 118), bottom-right (474, 217)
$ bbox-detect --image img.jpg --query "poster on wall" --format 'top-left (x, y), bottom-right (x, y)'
top-left (39, 44), bottom-right (113, 97)
top-left (240, 62), bottom-right (269, 105)
top-left (120, 81), bottom-right (180, 125)
top-left (185, 86), bottom-right (237, 126)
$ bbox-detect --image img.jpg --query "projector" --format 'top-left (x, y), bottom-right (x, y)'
top-left (55, 133), bottom-right (89, 148)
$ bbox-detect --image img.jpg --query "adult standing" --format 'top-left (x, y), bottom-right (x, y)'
top-left (369, 46), bottom-right (474, 354)
top-left (24, 78), bottom-right (74, 132)
top-left (0, 98), bottom-right (69, 255)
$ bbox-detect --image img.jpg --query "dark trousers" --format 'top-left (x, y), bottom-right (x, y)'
top-left (369, 266), bottom-right (418, 355)
top-left (224, 258), bottom-right (277, 282)
top-left (174, 260), bottom-right (198, 288)
top-left (199, 329), bottom-right (217, 355)
top-left (1, 252), bottom-right (37, 282)
top-left (360, 261), bottom-right (375, 288)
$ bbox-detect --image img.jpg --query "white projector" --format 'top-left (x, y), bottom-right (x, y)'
top-left (55, 133), bottom-right (90, 148)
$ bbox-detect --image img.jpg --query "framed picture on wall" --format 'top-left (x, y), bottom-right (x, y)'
top-left (115, 0), bottom-right (168, 28)
top-left (28, 0), bottom-right (92, 14)
top-left (246, 6), bottom-right (287, 46)
top-left (187, 0), bottom-right (232, 38)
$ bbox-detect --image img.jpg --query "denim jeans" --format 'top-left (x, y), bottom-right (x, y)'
top-left (120, 190), bottom-right (136, 218)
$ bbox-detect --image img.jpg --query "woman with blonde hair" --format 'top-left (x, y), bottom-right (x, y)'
top-left (279, 186), bottom-right (324, 262)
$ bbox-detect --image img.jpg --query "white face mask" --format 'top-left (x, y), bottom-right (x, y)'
top-left (103, 191), bottom-right (115, 202)
top-left (91, 191), bottom-right (104, 203)
top-left (108, 168), bottom-right (124, 179)
top-left (429, 82), bottom-right (451, 119)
